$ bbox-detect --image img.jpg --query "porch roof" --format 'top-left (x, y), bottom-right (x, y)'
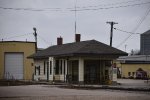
top-left (28, 40), bottom-right (127, 59)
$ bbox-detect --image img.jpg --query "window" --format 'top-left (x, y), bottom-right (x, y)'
top-left (64, 60), bottom-right (66, 75)
top-left (55, 60), bottom-right (59, 74)
top-left (105, 61), bottom-right (111, 67)
top-left (132, 72), bottom-right (135, 76)
top-left (60, 60), bottom-right (62, 74)
top-left (44, 61), bottom-right (46, 75)
top-left (35, 66), bottom-right (36, 75)
top-left (38, 66), bottom-right (40, 75)
top-left (128, 72), bottom-right (131, 76)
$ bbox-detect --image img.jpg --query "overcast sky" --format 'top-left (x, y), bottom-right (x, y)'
top-left (0, 0), bottom-right (150, 53)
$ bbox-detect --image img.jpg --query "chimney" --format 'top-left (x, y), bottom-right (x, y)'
top-left (75, 34), bottom-right (81, 42)
top-left (57, 36), bottom-right (63, 45)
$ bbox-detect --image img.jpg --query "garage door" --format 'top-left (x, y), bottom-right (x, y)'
top-left (5, 53), bottom-right (24, 80)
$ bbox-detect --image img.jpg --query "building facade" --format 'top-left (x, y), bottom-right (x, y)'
top-left (0, 41), bottom-right (36, 80)
top-left (116, 29), bottom-right (150, 79)
top-left (117, 55), bottom-right (150, 79)
top-left (29, 35), bottom-right (127, 84)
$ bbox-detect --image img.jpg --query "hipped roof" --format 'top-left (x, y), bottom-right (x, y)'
top-left (28, 40), bottom-right (127, 59)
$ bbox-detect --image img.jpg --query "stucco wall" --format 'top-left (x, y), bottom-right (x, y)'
top-left (33, 57), bottom-right (113, 83)
top-left (0, 41), bottom-right (36, 80)
top-left (120, 64), bottom-right (150, 78)
top-left (34, 59), bottom-right (54, 81)
top-left (34, 59), bottom-right (46, 80)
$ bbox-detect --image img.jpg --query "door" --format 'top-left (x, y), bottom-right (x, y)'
top-left (71, 60), bottom-right (78, 83)
top-left (84, 60), bottom-right (100, 84)
top-left (5, 53), bottom-right (24, 80)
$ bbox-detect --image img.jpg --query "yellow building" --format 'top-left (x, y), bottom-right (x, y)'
top-left (0, 41), bottom-right (36, 80)
top-left (117, 55), bottom-right (150, 79)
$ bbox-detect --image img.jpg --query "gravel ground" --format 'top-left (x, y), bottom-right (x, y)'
top-left (117, 79), bottom-right (150, 88)
top-left (117, 79), bottom-right (150, 85)
top-left (0, 79), bottom-right (150, 100)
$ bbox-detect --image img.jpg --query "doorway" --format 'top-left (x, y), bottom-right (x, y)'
top-left (84, 60), bottom-right (100, 84)
top-left (71, 60), bottom-right (79, 83)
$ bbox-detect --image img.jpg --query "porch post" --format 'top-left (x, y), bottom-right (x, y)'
top-left (62, 59), bottom-right (65, 82)
top-left (51, 58), bottom-right (55, 81)
top-left (79, 58), bottom-right (84, 84)
top-left (59, 60), bottom-right (61, 74)
top-left (65, 60), bottom-right (68, 82)
top-left (62, 60), bottom-right (64, 75)
top-left (49, 57), bottom-right (54, 81)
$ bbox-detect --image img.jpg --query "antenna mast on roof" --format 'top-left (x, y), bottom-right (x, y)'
top-left (74, 0), bottom-right (77, 34)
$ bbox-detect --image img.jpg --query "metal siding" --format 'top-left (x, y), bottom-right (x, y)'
top-left (5, 53), bottom-right (23, 80)
top-left (141, 34), bottom-right (150, 55)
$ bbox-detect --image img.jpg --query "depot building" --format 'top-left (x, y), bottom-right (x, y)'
top-left (28, 34), bottom-right (127, 84)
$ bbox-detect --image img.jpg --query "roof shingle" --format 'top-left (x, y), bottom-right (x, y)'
top-left (28, 40), bottom-right (127, 58)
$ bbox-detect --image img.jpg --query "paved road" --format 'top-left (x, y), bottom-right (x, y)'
top-left (0, 85), bottom-right (150, 100)
top-left (0, 79), bottom-right (150, 100)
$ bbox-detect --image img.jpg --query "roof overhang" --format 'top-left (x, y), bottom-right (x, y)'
top-left (28, 53), bottom-right (127, 60)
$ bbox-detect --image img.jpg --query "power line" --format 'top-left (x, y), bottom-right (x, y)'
top-left (116, 6), bottom-right (150, 48)
top-left (114, 28), bottom-right (141, 34)
top-left (2, 33), bottom-right (32, 40)
top-left (38, 34), bottom-right (50, 45)
top-left (68, 0), bottom-right (143, 9)
top-left (71, 1), bottom-right (150, 11)
top-left (0, 1), bottom-right (150, 12)
top-left (0, 32), bottom-right (25, 37)
top-left (0, 7), bottom-right (62, 12)
top-left (1, 31), bottom-right (51, 47)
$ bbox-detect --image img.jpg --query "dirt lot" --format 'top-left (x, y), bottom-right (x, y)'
top-left (0, 79), bottom-right (150, 100)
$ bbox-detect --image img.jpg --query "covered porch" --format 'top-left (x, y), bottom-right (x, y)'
top-left (53, 57), bottom-right (112, 84)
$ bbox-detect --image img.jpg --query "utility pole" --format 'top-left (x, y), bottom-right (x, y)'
top-left (106, 21), bottom-right (118, 47)
top-left (33, 27), bottom-right (37, 52)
